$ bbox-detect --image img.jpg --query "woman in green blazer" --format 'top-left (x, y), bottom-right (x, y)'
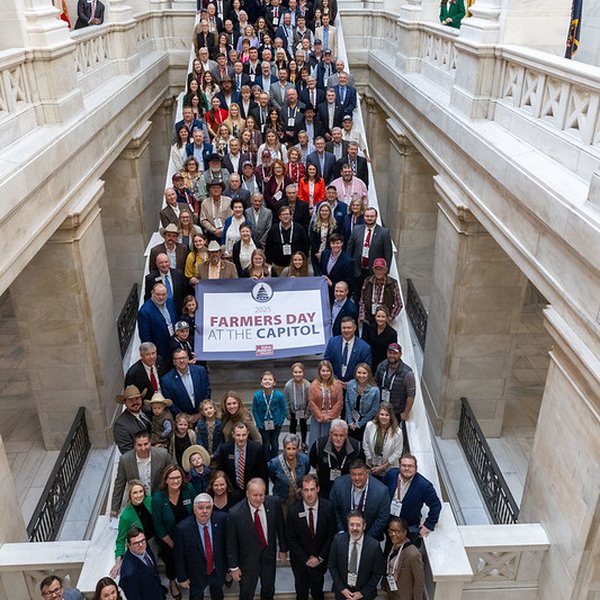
top-left (152, 464), bottom-right (195, 600)
top-left (110, 479), bottom-right (155, 578)
top-left (440, 0), bottom-right (466, 28)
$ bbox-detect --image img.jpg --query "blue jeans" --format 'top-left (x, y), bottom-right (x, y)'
top-left (260, 426), bottom-right (281, 460)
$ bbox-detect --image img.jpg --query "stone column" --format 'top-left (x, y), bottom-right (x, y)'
top-left (422, 175), bottom-right (528, 437)
top-left (0, 0), bottom-right (27, 50)
top-left (101, 121), bottom-right (153, 317)
top-left (520, 306), bottom-right (600, 600)
top-left (106, 0), bottom-right (140, 75)
top-left (0, 436), bottom-right (28, 543)
top-left (9, 184), bottom-right (123, 450)
top-left (386, 119), bottom-right (438, 299)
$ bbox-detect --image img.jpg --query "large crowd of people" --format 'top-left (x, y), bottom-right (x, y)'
top-left (45, 3), bottom-right (443, 599)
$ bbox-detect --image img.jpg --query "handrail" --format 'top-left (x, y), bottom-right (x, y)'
top-left (458, 397), bottom-right (519, 524)
top-left (406, 278), bottom-right (427, 350)
top-left (117, 283), bottom-right (139, 357)
top-left (27, 407), bottom-right (91, 542)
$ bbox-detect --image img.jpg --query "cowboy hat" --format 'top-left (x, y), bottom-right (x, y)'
top-left (182, 444), bottom-right (211, 472)
top-left (143, 392), bottom-right (173, 408)
top-left (116, 385), bottom-right (147, 404)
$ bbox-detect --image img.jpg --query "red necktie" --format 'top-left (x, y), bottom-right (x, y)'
top-left (308, 507), bottom-right (315, 538)
top-left (254, 509), bottom-right (268, 549)
top-left (237, 449), bottom-right (245, 489)
top-left (149, 369), bottom-right (158, 392)
top-left (203, 525), bottom-right (214, 574)
top-left (361, 228), bottom-right (372, 268)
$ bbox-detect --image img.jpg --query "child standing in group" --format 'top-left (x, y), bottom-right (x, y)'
top-left (252, 371), bottom-right (286, 460)
top-left (196, 399), bottom-right (222, 466)
top-left (284, 363), bottom-right (311, 451)
top-left (171, 412), bottom-right (197, 467)
top-left (182, 444), bottom-right (213, 494)
top-left (145, 393), bottom-right (174, 449)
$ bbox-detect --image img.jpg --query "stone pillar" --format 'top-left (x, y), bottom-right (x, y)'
top-left (0, 0), bottom-right (27, 50)
top-left (0, 437), bottom-right (28, 543)
top-left (106, 0), bottom-right (140, 75)
top-left (520, 306), bottom-right (600, 600)
top-left (101, 121), bottom-right (153, 317)
top-left (386, 119), bottom-right (438, 299)
top-left (9, 184), bottom-right (123, 450)
top-left (422, 175), bottom-right (528, 437)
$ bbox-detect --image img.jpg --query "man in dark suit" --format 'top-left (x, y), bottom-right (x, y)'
top-left (119, 527), bottom-right (165, 600)
top-left (215, 422), bottom-right (268, 502)
top-left (227, 478), bottom-right (288, 600)
top-left (160, 187), bottom-right (194, 228)
top-left (334, 142), bottom-right (369, 188)
top-left (74, 0), bottom-right (104, 28)
top-left (287, 474), bottom-right (336, 600)
top-left (316, 89), bottom-right (344, 139)
top-left (222, 139), bottom-right (251, 176)
top-left (175, 493), bottom-right (228, 600)
top-left (277, 184), bottom-right (311, 233)
top-left (264, 205), bottom-right (310, 274)
top-left (333, 72), bottom-right (358, 114)
top-left (250, 91), bottom-right (272, 134)
top-left (320, 233), bottom-right (355, 290)
top-left (346, 207), bottom-right (393, 299)
top-left (137, 282), bottom-right (179, 361)
top-left (225, 174), bottom-right (251, 208)
top-left (383, 454), bottom-right (442, 546)
top-left (144, 253), bottom-right (189, 315)
top-left (125, 342), bottom-right (169, 396)
top-left (186, 129), bottom-right (214, 172)
top-left (329, 460), bottom-right (391, 541)
top-left (325, 129), bottom-right (350, 162)
top-left (113, 385), bottom-right (151, 455)
top-left (328, 511), bottom-right (385, 600)
top-left (110, 431), bottom-right (173, 516)
top-left (232, 61), bottom-right (251, 93)
top-left (299, 76), bottom-right (325, 111)
top-left (280, 88), bottom-right (306, 146)
top-left (331, 282), bottom-right (359, 337)
top-left (306, 137), bottom-right (337, 184)
top-left (323, 316), bottom-right (372, 383)
top-left (161, 349), bottom-right (211, 425)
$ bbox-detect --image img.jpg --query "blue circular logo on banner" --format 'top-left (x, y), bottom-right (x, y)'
top-left (251, 282), bottom-right (274, 303)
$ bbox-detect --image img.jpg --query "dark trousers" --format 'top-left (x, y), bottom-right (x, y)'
top-left (190, 571), bottom-right (225, 600)
top-left (260, 426), bottom-right (281, 460)
top-left (239, 551), bottom-right (276, 600)
top-left (290, 559), bottom-right (326, 600)
top-left (289, 413), bottom-right (308, 444)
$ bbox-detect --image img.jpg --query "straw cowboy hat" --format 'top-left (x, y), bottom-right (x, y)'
top-left (182, 444), bottom-right (211, 472)
top-left (144, 392), bottom-right (173, 408)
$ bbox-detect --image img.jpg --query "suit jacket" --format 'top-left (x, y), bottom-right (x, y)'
top-left (186, 142), bottom-right (214, 171)
top-left (245, 206), bottom-right (273, 248)
top-left (113, 409), bottom-right (151, 455)
top-left (333, 85), bottom-right (358, 114)
top-left (334, 155), bottom-right (369, 188)
top-left (331, 298), bottom-right (358, 337)
top-left (383, 542), bottom-right (425, 600)
top-left (329, 475), bottom-right (391, 541)
top-left (226, 496), bottom-right (287, 569)
top-left (161, 365), bottom-right (211, 416)
top-left (149, 242), bottom-right (188, 272)
top-left (328, 532), bottom-right (384, 600)
top-left (277, 199), bottom-right (311, 233)
top-left (300, 87), bottom-right (325, 111)
top-left (119, 547), bottom-right (164, 600)
top-left (314, 25), bottom-right (338, 55)
top-left (270, 82), bottom-right (295, 111)
top-left (111, 447), bottom-right (173, 513)
top-left (306, 150), bottom-right (337, 184)
top-left (316, 102), bottom-right (344, 137)
top-left (124, 357), bottom-right (169, 398)
top-left (223, 152), bottom-right (252, 175)
top-left (197, 260), bottom-right (239, 279)
top-left (160, 203), bottom-right (194, 228)
top-left (280, 105), bottom-right (306, 146)
top-left (74, 0), bottom-right (105, 29)
top-left (232, 72), bottom-right (251, 92)
top-left (225, 186), bottom-right (252, 208)
top-left (346, 224), bottom-right (393, 277)
top-left (255, 74), bottom-right (279, 93)
top-left (286, 498), bottom-right (336, 565)
top-left (320, 249), bottom-right (355, 293)
top-left (215, 440), bottom-right (268, 499)
top-left (137, 297), bottom-right (179, 360)
top-left (144, 268), bottom-right (188, 315)
top-left (326, 140), bottom-right (350, 161)
top-left (175, 512), bottom-right (228, 588)
top-left (323, 335), bottom-right (372, 382)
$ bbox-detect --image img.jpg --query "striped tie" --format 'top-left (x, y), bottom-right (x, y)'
top-left (237, 449), bottom-right (245, 489)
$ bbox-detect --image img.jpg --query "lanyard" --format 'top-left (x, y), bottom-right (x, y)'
top-left (387, 543), bottom-right (405, 575)
top-left (327, 451), bottom-right (347, 470)
top-left (371, 280), bottom-right (385, 306)
top-left (279, 222), bottom-right (294, 245)
top-left (262, 390), bottom-right (274, 419)
top-left (382, 367), bottom-right (398, 392)
top-left (321, 385), bottom-right (331, 411)
top-left (292, 381), bottom-right (304, 411)
top-left (351, 483), bottom-right (368, 512)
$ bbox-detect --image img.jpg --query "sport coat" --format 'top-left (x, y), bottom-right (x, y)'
top-left (144, 268), bottom-right (189, 315)
top-left (333, 85), bottom-right (358, 114)
top-left (111, 447), bottom-right (173, 514)
top-left (328, 532), bottom-right (384, 600)
top-left (306, 150), bottom-right (337, 184)
top-left (277, 199), bottom-right (311, 233)
top-left (316, 102), bottom-right (344, 137)
top-left (223, 152), bottom-right (252, 175)
top-left (331, 298), bottom-right (358, 337)
top-left (161, 365), bottom-right (211, 417)
top-left (323, 335), bottom-right (372, 382)
top-left (124, 357), bottom-right (169, 397)
top-left (325, 140), bottom-right (350, 161)
top-left (320, 249), bottom-right (355, 293)
top-left (119, 546), bottom-right (164, 600)
top-left (334, 155), bottom-right (369, 188)
top-left (329, 474), bottom-right (391, 540)
top-left (286, 498), bottom-right (336, 565)
top-left (149, 242), bottom-right (189, 272)
top-left (175, 512), bottom-right (229, 590)
top-left (300, 87), bottom-right (325, 111)
top-left (245, 206), bottom-right (273, 248)
top-left (280, 105), bottom-right (306, 146)
top-left (383, 542), bottom-right (425, 600)
top-left (137, 297), bottom-right (179, 360)
top-left (160, 202), bottom-right (194, 228)
top-left (215, 440), bottom-right (268, 499)
top-left (74, 0), bottom-right (105, 29)
top-left (113, 409), bottom-right (151, 455)
top-left (346, 224), bottom-right (393, 277)
top-left (197, 260), bottom-right (239, 279)
top-left (186, 141), bottom-right (214, 171)
top-left (270, 82), bottom-right (295, 111)
top-left (314, 25), bottom-right (338, 56)
top-left (255, 74), bottom-right (279, 93)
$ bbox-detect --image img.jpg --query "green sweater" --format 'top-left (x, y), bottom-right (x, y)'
top-left (151, 484), bottom-right (196, 540)
top-left (439, 0), bottom-right (466, 28)
top-left (115, 496), bottom-right (153, 558)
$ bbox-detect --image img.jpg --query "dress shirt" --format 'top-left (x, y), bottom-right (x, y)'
top-left (347, 535), bottom-right (364, 573)
top-left (136, 455), bottom-right (152, 492)
top-left (198, 521), bottom-right (214, 552)
top-left (253, 502), bottom-right (268, 538)
top-left (331, 297), bottom-right (346, 324)
top-left (179, 369), bottom-right (195, 406)
top-left (303, 501), bottom-right (319, 530)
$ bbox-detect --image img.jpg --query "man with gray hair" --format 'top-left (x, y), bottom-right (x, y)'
top-left (175, 493), bottom-right (229, 600)
top-left (309, 419), bottom-right (364, 498)
top-left (278, 183), bottom-right (311, 232)
top-left (125, 341), bottom-right (168, 396)
top-left (245, 192), bottom-right (273, 248)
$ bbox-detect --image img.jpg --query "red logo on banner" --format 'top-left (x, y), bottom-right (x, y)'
top-left (255, 344), bottom-right (274, 356)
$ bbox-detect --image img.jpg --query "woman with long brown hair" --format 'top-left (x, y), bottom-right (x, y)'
top-left (307, 359), bottom-right (344, 446)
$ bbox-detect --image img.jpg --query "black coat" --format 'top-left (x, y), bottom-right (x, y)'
top-left (215, 440), bottom-right (268, 501)
top-left (119, 547), bottom-right (164, 600)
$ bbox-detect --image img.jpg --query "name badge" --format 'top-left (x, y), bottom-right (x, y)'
top-left (283, 244), bottom-right (292, 255)
top-left (330, 468), bottom-right (341, 481)
top-left (381, 390), bottom-right (390, 403)
top-left (264, 419), bottom-right (275, 431)
top-left (250, 74), bottom-right (256, 82)
top-left (214, 218), bottom-right (223, 228)
top-left (361, 244), bottom-right (369, 258)
top-left (274, 191), bottom-right (282, 201)
top-left (168, 324), bottom-right (175, 336)
top-left (183, 498), bottom-right (192, 506)
top-left (273, 16), bottom-right (279, 25)
top-left (228, 454), bottom-right (235, 460)
top-left (390, 498), bottom-right (402, 517)
top-left (386, 575), bottom-right (398, 592)
top-left (298, 511), bottom-right (307, 518)
top-left (295, 409), bottom-right (305, 419)
top-left (288, 117), bottom-right (296, 127)
top-left (371, 303), bottom-right (378, 315)
top-left (341, 365), bottom-right (347, 377)
top-left (347, 573), bottom-right (357, 587)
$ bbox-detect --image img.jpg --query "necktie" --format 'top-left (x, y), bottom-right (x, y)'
top-left (91, 0), bottom-right (96, 19)
top-left (149, 368), bottom-right (158, 392)
top-left (341, 87), bottom-right (346, 103)
top-left (203, 525), bottom-right (214, 574)
top-left (308, 507), bottom-right (315, 538)
top-left (349, 541), bottom-right (358, 574)
top-left (351, 160), bottom-right (357, 175)
top-left (164, 274), bottom-right (173, 298)
top-left (342, 341), bottom-right (349, 367)
top-left (237, 449), bottom-right (245, 489)
top-left (143, 553), bottom-right (153, 568)
top-left (254, 509), bottom-right (268, 549)
top-left (361, 228), bottom-right (372, 268)
top-left (311, 90), bottom-right (316, 107)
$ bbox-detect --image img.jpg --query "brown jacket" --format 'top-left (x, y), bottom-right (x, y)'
top-left (197, 259), bottom-right (239, 280)
top-left (221, 410), bottom-right (261, 443)
top-left (382, 543), bottom-right (425, 600)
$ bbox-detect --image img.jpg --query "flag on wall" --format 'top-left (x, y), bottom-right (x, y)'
top-left (466, 0), bottom-right (475, 18)
top-left (565, 0), bottom-right (582, 58)
top-left (54, 0), bottom-right (71, 28)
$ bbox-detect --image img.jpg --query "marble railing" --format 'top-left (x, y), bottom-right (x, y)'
top-left (72, 24), bottom-right (112, 80)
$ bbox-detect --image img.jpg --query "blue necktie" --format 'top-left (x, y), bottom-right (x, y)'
top-left (342, 341), bottom-right (349, 367)
top-left (164, 274), bottom-right (173, 298)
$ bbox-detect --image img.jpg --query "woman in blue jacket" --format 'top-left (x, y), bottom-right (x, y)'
top-left (345, 363), bottom-right (380, 442)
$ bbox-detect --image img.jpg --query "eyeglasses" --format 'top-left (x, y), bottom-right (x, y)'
top-left (42, 587), bottom-right (63, 598)
top-left (130, 538), bottom-right (147, 547)
top-left (167, 475), bottom-right (182, 481)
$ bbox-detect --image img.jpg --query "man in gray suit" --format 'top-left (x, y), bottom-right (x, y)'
top-left (110, 431), bottom-right (173, 516)
top-left (346, 207), bottom-right (393, 300)
top-left (245, 192), bottom-right (273, 249)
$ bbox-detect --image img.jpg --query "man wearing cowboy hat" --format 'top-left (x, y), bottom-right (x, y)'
top-left (113, 385), bottom-right (152, 454)
top-left (199, 179), bottom-right (232, 242)
top-left (149, 222), bottom-right (189, 271)
top-left (197, 241), bottom-right (238, 280)
top-left (198, 153), bottom-right (231, 200)
top-left (137, 282), bottom-right (179, 360)
top-left (110, 430), bottom-right (174, 516)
